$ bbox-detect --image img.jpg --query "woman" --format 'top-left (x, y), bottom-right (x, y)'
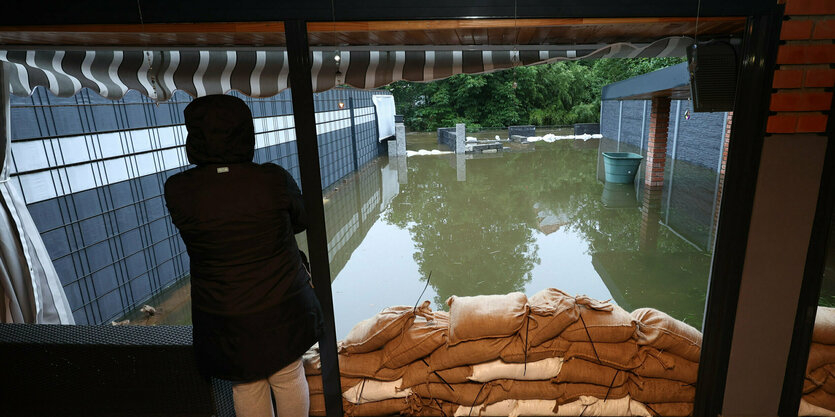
top-left (164, 94), bottom-right (323, 417)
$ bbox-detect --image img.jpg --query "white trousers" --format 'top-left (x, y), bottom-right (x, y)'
top-left (232, 358), bottom-right (309, 417)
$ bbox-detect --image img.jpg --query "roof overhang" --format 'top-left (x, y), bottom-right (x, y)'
top-left (601, 61), bottom-right (691, 101)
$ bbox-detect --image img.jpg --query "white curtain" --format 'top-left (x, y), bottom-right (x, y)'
top-left (0, 63), bottom-right (74, 324)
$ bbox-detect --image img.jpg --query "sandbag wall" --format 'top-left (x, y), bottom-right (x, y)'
top-left (801, 307), bottom-right (835, 417)
top-left (304, 289), bottom-right (704, 416)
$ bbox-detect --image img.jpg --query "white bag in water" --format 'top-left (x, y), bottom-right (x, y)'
top-left (342, 378), bottom-right (412, 404)
top-left (555, 395), bottom-right (635, 416)
top-left (454, 399), bottom-right (516, 417)
top-left (469, 357), bottom-right (563, 382)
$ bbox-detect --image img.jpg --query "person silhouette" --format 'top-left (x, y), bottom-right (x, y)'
top-left (164, 94), bottom-right (323, 417)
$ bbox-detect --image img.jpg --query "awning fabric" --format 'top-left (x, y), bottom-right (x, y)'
top-left (0, 37), bottom-right (692, 101)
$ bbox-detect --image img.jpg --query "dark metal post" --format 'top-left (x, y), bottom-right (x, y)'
top-left (693, 8), bottom-right (783, 417)
top-left (349, 96), bottom-right (359, 171)
top-left (284, 19), bottom-right (343, 417)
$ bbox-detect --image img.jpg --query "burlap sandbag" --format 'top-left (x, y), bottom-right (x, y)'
top-left (554, 382), bottom-right (629, 405)
top-left (631, 308), bottom-right (702, 363)
top-left (344, 397), bottom-right (411, 417)
top-left (401, 361), bottom-right (473, 388)
top-left (339, 350), bottom-right (385, 378)
top-left (309, 393), bottom-right (327, 416)
top-left (808, 343), bottom-right (835, 372)
top-left (455, 399), bottom-right (517, 417)
top-left (303, 343), bottom-right (322, 375)
top-left (407, 395), bottom-right (459, 417)
top-left (564, 340), bottom-right (641, 370)
top-left (807, 364), bottom-right (835, 395)
top-left (382, 313), bottom-right (448, 369)
top-left (814, 307), bottom-right (835, 345)
top-left (341, 304), bottom-right (424, 354)
top-left (800, 398), bottom-right (835, 417)
top-left (412, 382), bottom-right (494, 406)
top-left (645, 402), bottom-right (694, 416)
top-left (805, 388), bottom-right (835, 413)
top-left (500, 333), bottom-right (572, 363)
top-left (428, 336), bottom-right (514, 370)
top-left (554, 357), bottom-right (629, 387)
top-left (555, 396), bottom-right (637, 416)
top-left (628, 376), bottom-right (695, 404)
top-left (560, 299), bottom-right (636, 343)
top-left (306, 374), bottom-right (363, 395)
top-left (446, 293), bottom-right (529, 345)
top-left (634, 347), bottom-right (699, 383)
top-left (527, 288), bottom-right (581, 347)
top-left (484, 379), bottom-right (564, 404)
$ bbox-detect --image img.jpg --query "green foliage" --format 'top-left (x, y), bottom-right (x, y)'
top-left (385, 57), bottom-right (685, 131)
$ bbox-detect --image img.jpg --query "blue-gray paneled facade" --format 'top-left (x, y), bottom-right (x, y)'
top-left (599, 98), bottom-right (729, 251)
top-left (9, 86), bottom-right (391, 324)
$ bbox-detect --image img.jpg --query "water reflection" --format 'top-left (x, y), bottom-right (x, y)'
top-left (132, 131), bottom-right (718, 337)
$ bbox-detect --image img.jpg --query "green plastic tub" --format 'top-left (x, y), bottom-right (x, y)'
top-left (602, 152), bottom-right (643, 184)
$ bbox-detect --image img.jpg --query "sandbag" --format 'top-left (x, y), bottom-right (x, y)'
top-left (447, 293), bottom-right (529, 345)
top-left (554, 395), bottom-right (638, 416)
top-left (412, 381), bottom-right (495, 406)
top-left (808, 343), bottom-right (835, 372)
top-left (628, 376), bottom-right (695, 404)
top-left (382, 313), bottom-right (448, 369)
top-left (634, 347), bottom-right (699, 383)
top-left (339, 350), bottom-right (384, 378)
top-left (455, 399), bottom-right (518, 417)
top-left (814, 307), bottom-right (835, 345)
top-left (515, 399), bottom-right (561, 417)
top-left (564, 340), bottom-right (642, 370)
top-left (470, 357), bottom-right (563, 382)
top-left (631, 308), bottom-right (702, 363)
top-left (528, 288), bottom-right (581, 346)
top-left (561, 300), bottom-right (636, 343)
top-left (806, 387), bottom-right (835, 412)
top-left (303, 343), bottom-right (322, 375)
top-left (428, 336), bottom-right (514, 370)
top-left (341, 304), bottom-right (422, 354)
top-left (401, 361), bottom-right (473, 388)
top-left (800, 398), bottom-right (835, 416)
top-left (644, 402), bottom-right (693, 416)
top-left (500, 334), bottom-right (571, 363)
top-left (309, 393), bottom-right (326, 416)
top-left (807, 364), bottom-right (835, 395)
top-left (306, 374), bottom-right (363, 395)
top-left (555, 382), bottom-right (629, 405)
top-left (344, 397), bottom-right (411, 417)
top-left (485, 379), bottom-right (564, 404)
top-left (554, 357), bottom-right (630, 387)
top-left (343, 378), bottom-right (412, 404)
top-left (407, 395), bottom-right (459, 417)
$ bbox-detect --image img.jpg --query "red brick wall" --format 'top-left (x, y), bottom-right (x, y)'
top-left (767, 2), bottom-right (835, 134)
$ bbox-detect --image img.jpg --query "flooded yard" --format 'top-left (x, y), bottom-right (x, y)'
top-left (128, 130), bottom-right (720, 338)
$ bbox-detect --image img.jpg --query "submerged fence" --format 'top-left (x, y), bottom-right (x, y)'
top-left (8, 87), bottom-right (390, 324)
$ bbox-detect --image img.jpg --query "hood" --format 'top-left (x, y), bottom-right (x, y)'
top-left (184, 94), bottom-right (255, 166)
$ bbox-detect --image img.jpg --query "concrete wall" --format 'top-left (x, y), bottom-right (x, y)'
top-left (8, 87), bottom-right (391, 324)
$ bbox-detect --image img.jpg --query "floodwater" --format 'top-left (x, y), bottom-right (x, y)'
top-left (125, 130), bottom-right (717, 339)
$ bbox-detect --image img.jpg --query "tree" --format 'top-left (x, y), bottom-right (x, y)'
top-left (385, 57), bottom-right (686, 131)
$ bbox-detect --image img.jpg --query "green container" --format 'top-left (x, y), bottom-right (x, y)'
top-left (602, 152), bottom-right (643, 184)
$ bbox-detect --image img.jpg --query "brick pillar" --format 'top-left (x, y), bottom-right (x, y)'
top-left (644, 97), bottom-right (671, 189)
top-left (711, 111), bottom-right (733, 244)
top-left (639, 97), bottom-right (671, 251)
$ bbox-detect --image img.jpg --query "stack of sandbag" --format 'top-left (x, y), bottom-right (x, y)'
top-left (801, 307), bottom-right (835, 416)
top-left (304, 289), bottom-right (703, 416)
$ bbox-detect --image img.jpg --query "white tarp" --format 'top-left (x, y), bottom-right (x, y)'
top-left (372, 94), bottom-right (396, 142)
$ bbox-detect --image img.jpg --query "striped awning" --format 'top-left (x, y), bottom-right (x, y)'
top-left (0, 37), bottom-right (692, 101)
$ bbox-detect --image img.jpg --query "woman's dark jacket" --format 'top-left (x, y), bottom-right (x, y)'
top-left (164, 95), bottom-right (323, 381)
